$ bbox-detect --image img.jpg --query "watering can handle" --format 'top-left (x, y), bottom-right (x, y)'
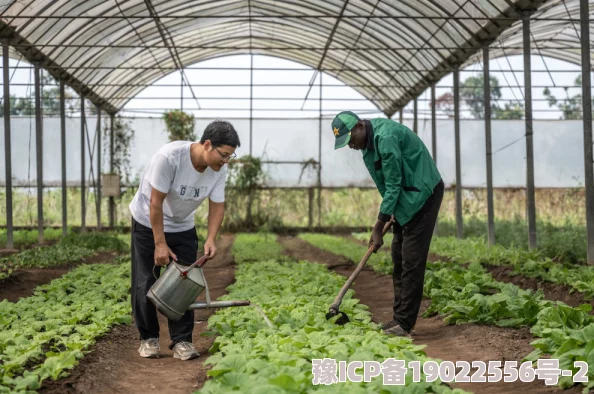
top-left (180, 255), bottom-right (209, 278)
top-left (152, 255), bottom-right (209, 280)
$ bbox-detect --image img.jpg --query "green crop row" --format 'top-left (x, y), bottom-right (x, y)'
top-left (430, 237), bottom-right (594, 300)
top-left (0, 261), bottom-right (132, 392)
top-left (231, 233), bottom-right (290, 263)
top-left (351, 234), bottom-right (594, 300)
top-left (198, 259), bottom-right (467, 394)
top-left (57, 232), bottom-right (128, 253)
top-left (0, 228), bottom-right (68, 249)
top-left (424, 261), bottom-right (594, 392)
top-left (0, 233), bottom-right (128, 281)
top-left (300, 233), bottom-right (594, 391)
top-left (298, 234), bottom-right (392, 275)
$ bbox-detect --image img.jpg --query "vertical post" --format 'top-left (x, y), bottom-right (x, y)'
top-left (60, 80), bottom-right (67, 236)
top-left (399, 108), bottom-right (403, 124)
top-left (454, 67), bottom-right (463, 239)
top-left (523, 15), bottom-right (537, 250)
top-left (180, 71), bottom-right (183, 111)
top-left (250, 54), bottom-right (253, 155)
top-left (413, 97), bottom-right (418, 134)
top-left (483, 46), bottom-right (495, 246)
top-left (431, 85), bottom-right (437, 162)
top-left (3, 43), bottom-right (13, 249)
top-left (580, 0), bottom-right (594, 264)
top-left (318, 71), bottom-right (322, 227)
top-left (308, 187), bottom-right (314, 230)
top-left (109, 114), bottom-right (115, 228)
top-left (96, 106), bottom-right (102, 230)
top-left (34, 64), bottom-right (44, 243)
top-left (431, 84), bottom-right (438, 236)
top-left (81, 96), bottom-right (86, 232)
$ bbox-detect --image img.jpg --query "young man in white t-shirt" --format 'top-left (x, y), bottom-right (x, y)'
top-left (129, 120), bottom-right (240, 360)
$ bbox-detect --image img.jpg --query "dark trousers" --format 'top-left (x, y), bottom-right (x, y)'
top-left (391, 180), bottom-right (444, 332)
top-left (131, 218), bottom-right (198, 349)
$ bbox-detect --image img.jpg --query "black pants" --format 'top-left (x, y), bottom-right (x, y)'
top-left (391, 180), bottom-right (444, 332)
top-left (131, 218), bottom-right (198, 349)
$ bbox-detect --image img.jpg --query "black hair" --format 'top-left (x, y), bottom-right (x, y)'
top-left (200, 120), bottom-right (241, 148)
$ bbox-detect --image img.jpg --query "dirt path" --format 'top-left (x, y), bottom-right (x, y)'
top-left (40, 234), bottom-right (236, 394)
top-left (278, 235), bottom-right (583, 394)
top-left (0, 252), bottom-right (119, 302)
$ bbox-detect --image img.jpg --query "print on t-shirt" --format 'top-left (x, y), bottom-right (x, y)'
top-left (180, 185), bottom-right (208, 199)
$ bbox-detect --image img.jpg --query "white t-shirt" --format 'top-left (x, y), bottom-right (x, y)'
top-left (129, 141), bottom-right (227, 232)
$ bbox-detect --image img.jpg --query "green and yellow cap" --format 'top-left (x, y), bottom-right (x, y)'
top-left (331, 111), bottom-right (360, 150)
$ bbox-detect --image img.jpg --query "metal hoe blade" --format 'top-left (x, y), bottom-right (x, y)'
top-left (326, 307), bottom-right (350, 325)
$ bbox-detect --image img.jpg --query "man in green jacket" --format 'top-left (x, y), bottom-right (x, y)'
top-left (332, 111), bottom-right (443, 337)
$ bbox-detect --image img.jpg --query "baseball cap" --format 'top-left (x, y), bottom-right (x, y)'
top-left (331, 111), bottom-right (360, 150)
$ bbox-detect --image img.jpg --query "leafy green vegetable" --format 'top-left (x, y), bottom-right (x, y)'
top-left (198, 259), bottom-right (467, 394)
top-left (0, 233), bottom-right (126, 281)
top-left (58, 232), bottom-right (127, 252)
top-left (299, 234), bottom-right (392, 275)
top-left (430, 237), bottom-right (594, 300)
top-left (0, 228), bottom-right (67, 249)
top-left (0, 262), bottom-right (131, 392)
top-left (232, 233), bottom-right (290, 263)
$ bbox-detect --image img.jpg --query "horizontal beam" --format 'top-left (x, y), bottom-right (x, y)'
top-left (8, 43), bottom-right (583, 50)
top-left (0, 15), bottom-right (584, 22)
top-left (3, 66), bottom-right (586, 73)
top-left (6, 96), bottom-right (585, 102)
top-left (3, 83), bottom-right (586, 89)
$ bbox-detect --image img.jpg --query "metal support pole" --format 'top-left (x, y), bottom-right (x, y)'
top-left (454, 67), bottom-right (463, 239)
top-left (413, 97), bottom-right (418, 134)
top-left (523, 16), bottom-right (537, 250)
top-left (318, 71), bottom-right (322, 227)
top-left (580, 0), bottom-right (594, 264)
top-left (431, 85), bottom-right (437, 162)
top-left (180, 71), bottom-right (183, 111)
top-left (34, 64), bottom-right (44, 243)
top-left (109, 114), bottom-right (115, 228)
top-left (81, 97), bottom-right (86, 232)
top-left (308, 187), bottom-right (314, 230)
top-left (3, 43), bottom-right (13, 249)
top-left (431, 84), bottom-right (438, 236)
top-left (96, 107), bottom-right (101, 230)
top-left (60, 80), bottom-right (67, 236)
top-left (399, 109), bottom-right (403, 124)
top-left (484, 46), bottom-right (495, 246)
top-left (250, 54), bottom-right (253, 155)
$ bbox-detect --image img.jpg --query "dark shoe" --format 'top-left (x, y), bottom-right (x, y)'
top-left (382, 320), bottom-right (411, 337)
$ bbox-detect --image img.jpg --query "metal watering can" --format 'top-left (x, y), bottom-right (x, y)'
top-left (147, 255), bottom-right (251, 321)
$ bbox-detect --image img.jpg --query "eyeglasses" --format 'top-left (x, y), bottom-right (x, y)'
top-left (215, 147), bottom-right (237, 161)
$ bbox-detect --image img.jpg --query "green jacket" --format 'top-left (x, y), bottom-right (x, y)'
top-left (362, 118), bottom-right (441, 226)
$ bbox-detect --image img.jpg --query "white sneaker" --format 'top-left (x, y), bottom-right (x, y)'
top-left (173, 341), bottom-right (199, 360)
top-left (138, 338), bottom-right (160, 358)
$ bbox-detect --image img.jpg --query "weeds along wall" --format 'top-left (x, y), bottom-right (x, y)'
top-left (0, 117), bottom-right (588, 188)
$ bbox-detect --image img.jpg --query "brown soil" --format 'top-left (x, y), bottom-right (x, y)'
top-left (486, 265), bottom-right (594, 309)
top-left (0, 252), bottom-right (119, 302)
top-left (278, 235), bottom-right (583, 394)
top-left (40, 234), bottom-right (236, 394)
top-left (0, 248), bottom-right (20, 258)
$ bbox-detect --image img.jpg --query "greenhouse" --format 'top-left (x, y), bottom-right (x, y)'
top-left (1, 0), bottom-right (594, 393)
